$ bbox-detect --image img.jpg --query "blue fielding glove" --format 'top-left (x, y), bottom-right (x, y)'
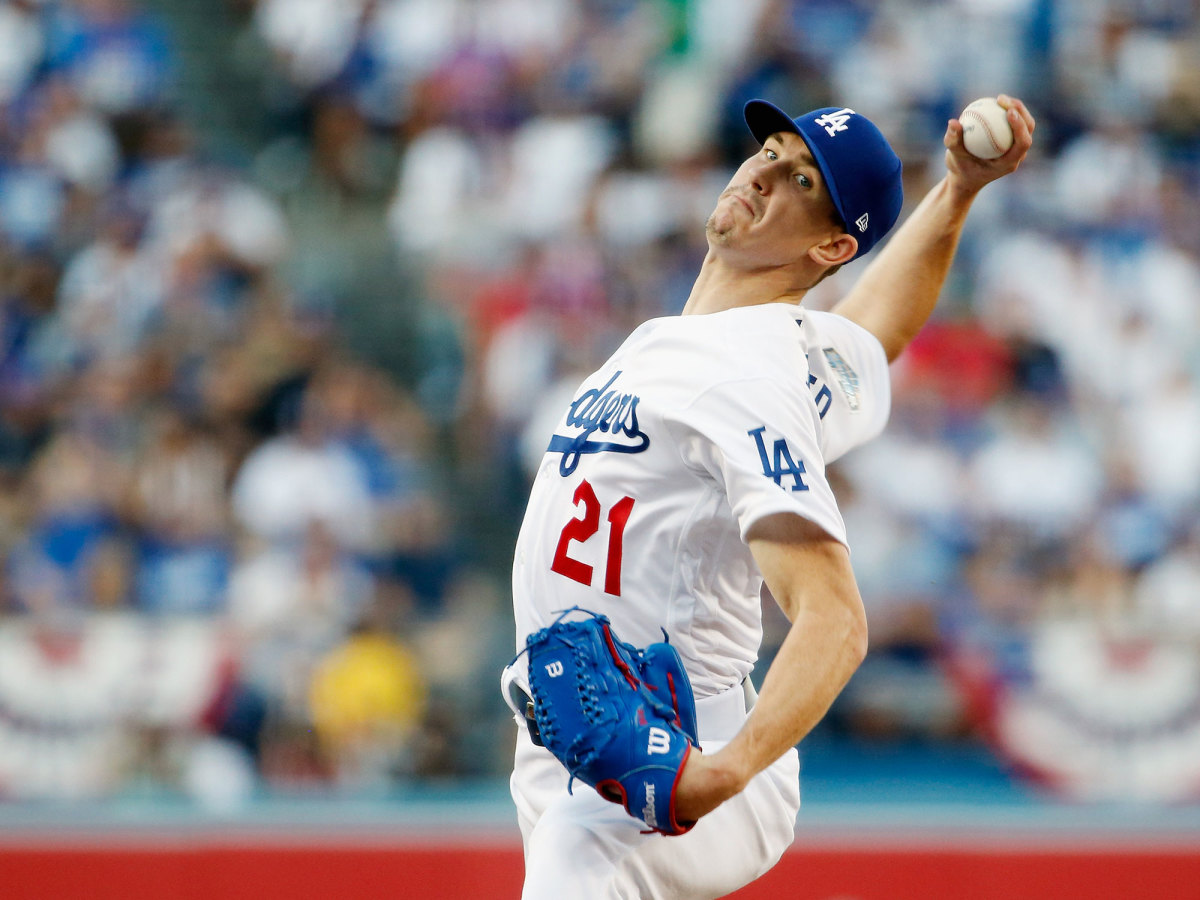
top-left (523, 609), bottom-right (700, 836)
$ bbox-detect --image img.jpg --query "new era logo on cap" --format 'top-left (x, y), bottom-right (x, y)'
top-left (744, 100), bottom-right (904, 260)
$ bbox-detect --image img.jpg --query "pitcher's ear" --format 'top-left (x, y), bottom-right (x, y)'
top-left (808, 232), bottom-right (857, 268)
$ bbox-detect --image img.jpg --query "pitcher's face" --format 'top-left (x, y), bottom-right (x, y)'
top-left (707, 132), bottom-right (845, 267)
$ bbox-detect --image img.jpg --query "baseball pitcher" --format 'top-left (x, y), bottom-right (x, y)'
top-left (503, 94), bottom-right (1035, 899)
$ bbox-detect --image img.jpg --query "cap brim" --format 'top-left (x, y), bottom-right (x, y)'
top-left (744, 99), bottom-right (801, 147)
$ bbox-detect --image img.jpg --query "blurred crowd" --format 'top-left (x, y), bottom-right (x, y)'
top-left (0, 0), bottom-right (1198, 805)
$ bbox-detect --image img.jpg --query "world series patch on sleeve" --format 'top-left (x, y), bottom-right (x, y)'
top-left (521, 609), bottom-right (700, 836)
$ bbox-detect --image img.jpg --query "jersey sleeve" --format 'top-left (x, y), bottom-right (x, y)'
top-left (805, 310), bottom-right (892, 464)
top-left (663, 372), bottom-right (849, 548)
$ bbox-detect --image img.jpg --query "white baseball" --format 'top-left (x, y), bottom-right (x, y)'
top-left (959, 97), bottom-right (1014, 160)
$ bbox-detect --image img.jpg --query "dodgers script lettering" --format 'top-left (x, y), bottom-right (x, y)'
top-left (547, 371), bottom-right (651, 476)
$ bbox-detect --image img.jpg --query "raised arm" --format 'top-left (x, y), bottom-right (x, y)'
top-left (832, 95), bottom-right (1036, 362)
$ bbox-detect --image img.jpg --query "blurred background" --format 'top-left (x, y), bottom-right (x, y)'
top-left (0, 0), bottom-right (1197, 897)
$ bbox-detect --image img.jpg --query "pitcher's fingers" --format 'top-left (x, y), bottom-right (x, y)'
top-left (997, 94), bottom-right (1035, 137)
top-left (944, 117), bottom-right (964, 150)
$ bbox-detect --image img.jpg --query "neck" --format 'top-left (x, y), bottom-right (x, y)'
top-left (681, 252), bottom-right (817, 316)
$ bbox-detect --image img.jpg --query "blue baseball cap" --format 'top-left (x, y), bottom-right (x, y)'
top-left (744, 100), bottom-right (903, 260)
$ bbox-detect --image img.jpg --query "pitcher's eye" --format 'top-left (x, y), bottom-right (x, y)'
top-left (795, 173), bottom-right (812, 188)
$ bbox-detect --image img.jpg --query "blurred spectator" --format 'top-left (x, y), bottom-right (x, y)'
top-left (230, 386), bottom-right (377, 553)
top-left (7, 429), bottom-right (127, 615)
top-left (308, 607), bottom-right (426, 788)
top-left (966, 394), bottom-right (1104, 543)
top-left (307, 361), bottom-right (460, 610)
top-left (0, 1), bottom-right (44, 106)
top-left (253, 0), bottom-right (367, 92)
top-left (410, 569), bottom-right (514, 776)
top-left (1135, 524), bottom-right (1200, 638)
top-left (228, 518), bottom-right (374, 732)
top-left (45, 0), bottom-right (173, 115)
top-left (51, 194), bottom-right (162, 363)
top-left (129, 408), bottom-right (234, 614)
top-left (1118, 366), bottom-right (1200, 517)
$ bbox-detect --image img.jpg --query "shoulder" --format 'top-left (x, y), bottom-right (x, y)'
top-left (610, 309), bottom-right (801, 386)
top-left (799, 308), bottom-right (887, 355)
top-left (671, 305), bottom-right (807, 369)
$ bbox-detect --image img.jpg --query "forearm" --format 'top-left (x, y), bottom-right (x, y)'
top-left (831, 176), bottom-right (978, 362)
top-left (723, 591), bottom-right (867, 778)
top-left (674, 515), bottom-right (868, 820)
top-left (832, 96), bottom-right (1035, 362)
top-left (674, 592), bottom-right (866, 821)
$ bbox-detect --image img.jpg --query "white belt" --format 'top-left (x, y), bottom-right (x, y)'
top-left (694, 679), bottom-right (755, 742)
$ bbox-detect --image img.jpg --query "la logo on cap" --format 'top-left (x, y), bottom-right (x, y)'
top-left (814, 108), bottom-right (855, 137)
top-left (855, 213), bottom-right (869, 232)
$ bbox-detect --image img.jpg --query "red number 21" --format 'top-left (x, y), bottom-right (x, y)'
top-left (550, 479), bottom-right (635, 596)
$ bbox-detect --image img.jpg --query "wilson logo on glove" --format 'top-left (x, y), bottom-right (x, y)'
top-left (647, 728), bottom-right (671, 755)
top-left (642, 783), bottom-right (658, 829)
top-left (517, 608), bottom-right (700, 836)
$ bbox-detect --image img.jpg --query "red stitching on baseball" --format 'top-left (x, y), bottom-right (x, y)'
top-left (967, 109), bottom-right (1004, 154)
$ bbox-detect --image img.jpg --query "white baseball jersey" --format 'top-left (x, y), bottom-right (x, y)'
top-left (511, 303), bottom-right (890, 698)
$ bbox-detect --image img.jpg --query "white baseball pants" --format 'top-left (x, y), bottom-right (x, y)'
top-left (507, 680), bottom-right (801, 900)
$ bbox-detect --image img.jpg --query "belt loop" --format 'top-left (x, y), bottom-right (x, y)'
top-left (742, 677), bottom-right (758, 710)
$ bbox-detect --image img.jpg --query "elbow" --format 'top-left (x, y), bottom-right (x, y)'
top-left (832, 309), bottom-right (912, 363)
top-left (880, 329), bottom-right (916, 364)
